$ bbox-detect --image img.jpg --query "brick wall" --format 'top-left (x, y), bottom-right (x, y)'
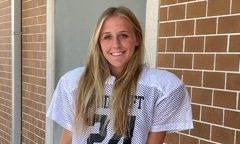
top-left (158, 0), bottom-right (240, 144)
top-left (22, 0), bottom-right (46, 143)
top-left (0, 0), bottom-right (12, 143)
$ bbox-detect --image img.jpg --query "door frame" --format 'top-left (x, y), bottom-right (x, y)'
top-left (45, 0), bottom-right (55, 143)
top-left (45, 0), bottom-right (159, 143)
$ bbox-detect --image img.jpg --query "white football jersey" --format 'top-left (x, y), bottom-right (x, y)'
top-left (47, 66), bottom-right (193, 144)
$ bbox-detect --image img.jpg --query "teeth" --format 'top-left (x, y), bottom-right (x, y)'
top-left (111, 52), bottom-right (123, 56)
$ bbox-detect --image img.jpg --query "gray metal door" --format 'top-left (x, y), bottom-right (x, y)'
top-left (54, 0), bottom-right (146, 143)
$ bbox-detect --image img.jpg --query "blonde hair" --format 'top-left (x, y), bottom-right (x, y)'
top-left (74, 6), bottom-right (144, 137)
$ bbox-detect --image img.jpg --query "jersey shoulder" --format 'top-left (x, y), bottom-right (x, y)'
top-left (139, 66), bottom-right (183, 96)
top-left (60, 67), bottom-right (85, 92)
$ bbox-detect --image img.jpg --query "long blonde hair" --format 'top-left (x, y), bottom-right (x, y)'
top-left (74, 6), bottom-right (144, 136)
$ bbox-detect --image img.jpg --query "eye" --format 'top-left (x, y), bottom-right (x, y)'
top-left (102, 35), bottom-right (112, 40)
top-left (120, 33), bottom-right (129, 39)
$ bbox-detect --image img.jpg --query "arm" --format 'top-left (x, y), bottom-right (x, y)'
top-left (60, 128), bottom-right (72, 144)
top-left (146, 131), bottom-right (166, 144)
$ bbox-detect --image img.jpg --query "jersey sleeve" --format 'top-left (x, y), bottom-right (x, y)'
top-left (46, 76), bottom-right (74, 131)
top-left (150, 84), bottom-right (193, 132)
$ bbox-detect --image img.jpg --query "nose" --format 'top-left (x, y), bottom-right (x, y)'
top-left (112, 36), bottom-right (120, 49)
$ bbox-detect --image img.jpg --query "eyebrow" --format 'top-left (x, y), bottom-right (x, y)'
top-left (101, 31), bottom-right (129, 35)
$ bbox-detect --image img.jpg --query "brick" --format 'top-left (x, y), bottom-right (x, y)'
top-left (205, 36), bottom-right (227, 52)
top-left (168, 5), bottom-right (185, 20)
top-left (0, 65), bottom-right (11, 72)
top-left (0, 1), bottom-right (10, 9)
top-left (190, 121), bottom-right (210, 139)
top-left (157, 54), bottom-right (174, 68)
top-left (0, 6), bottom-right (11, 16)
top-left (37, 0), bottom-right (46, 6)
top-left (213, 90), bottom-right (237, 109)
top-left (164, 133), bottom-right (179, 144)
top-left (192, 104), bottom-right (200, 120)
top-left (22, 6), bottom-right (46, 18)
top-left (22, 17), bottom-right (38, 26)
top-left (0, 29), bottom-right (11, 36)
top-left (0, 85), bottom-right (11, 94)
top-left (22, 43), bottom-right (41, 51)
top-left (212, 126), bottom-right (235, 144)
top-left (180, 135), bottom-right (199, 144)
top-left (0, 72), bottom-right (11, 79)
top-left (0, 78), bottom-right (11, 86)
top-left (196, 18), bottom-right (217, 35)
top-left (226, 73), bottom-right (240, 90)
top-left (176, 20), bottom-right (194, 36)
top-left (0, 58), bottom-right (11, 66)
top-left (40, 24), bottom-right (46, 33)
top-left (166, 37), bottom-right (184, 52)
top-left (194, 54), bottom-right (214, 70)
top-left (207, 0), bottom-right (230, 16)
top-left (187, 1), bottom-right (206, 18)
top-left (215, 54), bottom-right (240, 71)
top-left (182, 70), bottom-right (202, 86)
top-left (201, 106), bottom-right (223, 125)
top-left (192, 88), bottom-right (212, 105)
top-left (174, 54), bottom-right (193, 69)
top-left (0, 21), bottom-right (11, 29)
top-left (0, 14), bottom-right (11, 22)
top-left (22, 25), bottom-right (41, 34)
top-left (37, 15), bottom-right (46, 24)
top-left (159, 7), bottom-right (167, 22)
top-left (185, 37), bottom-right (204, 52)
top-left (237, 131), bottom-right (240, 144)
top-left (229, 35), bottom-right (240, 52)
top-left (22, 0), bottom-right (37, 10)
top-left (224, 110), bottom-right (240, 129)
top-left (23, 67), bottom-right (46, 77)
top-left (0, 44), bottom-right (11, 51)
top-left (22, 75), bottom-right (46, 86)
top-left (218, 15), bottom-right (240, 33)
top-left (0, 37), bottom-right (11, 43)
top-left (158, 38), bottom-right (166, 52)
top-left (159, 22), bottom-right (175, 37)
top-left (160, 0), bottom-right (177, 5)
top-left (231, 0), bottom-right (240, 14)
top-left (203, 72), bottom-right (225, 89)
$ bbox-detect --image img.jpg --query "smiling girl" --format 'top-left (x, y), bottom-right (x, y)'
top-left (47, 6), bottom-right (193, 144)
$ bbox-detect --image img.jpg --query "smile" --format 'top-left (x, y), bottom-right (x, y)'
top-left (111, 52), bottom-right (124, 56)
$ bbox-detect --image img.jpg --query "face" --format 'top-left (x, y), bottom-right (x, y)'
top-left (99, 16), bottom-right (139, 76)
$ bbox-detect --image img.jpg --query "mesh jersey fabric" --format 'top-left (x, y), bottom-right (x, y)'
top-left (47, 66), bottom-right (193, 144)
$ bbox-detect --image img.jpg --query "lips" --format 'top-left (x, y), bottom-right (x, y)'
top-left (111, 51), bottom-right (125, 56)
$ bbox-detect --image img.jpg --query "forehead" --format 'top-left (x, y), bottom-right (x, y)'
top-left (100, 15), bottom-right (133, 32)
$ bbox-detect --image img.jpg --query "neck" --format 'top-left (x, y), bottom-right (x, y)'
top-left (110, 67), bottom-right (123, 78)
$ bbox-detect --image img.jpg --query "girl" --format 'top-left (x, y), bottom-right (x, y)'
top-left (47, 6), bottom-right (193, 144)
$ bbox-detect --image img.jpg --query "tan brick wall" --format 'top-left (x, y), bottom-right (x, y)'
top-left (158, 0), bottom-right (240, 144)
top-left (0, 0), bottom-right (12, 143)
top-left (21, 0), bottom-right (46, 143)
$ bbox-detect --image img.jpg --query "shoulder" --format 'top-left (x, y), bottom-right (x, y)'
top-left (61, 67), bottom-right (85, 80)
top-left (59, 67), bottom-right (85, 92)
top-left (139, 66), bottom-right (183, 96)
